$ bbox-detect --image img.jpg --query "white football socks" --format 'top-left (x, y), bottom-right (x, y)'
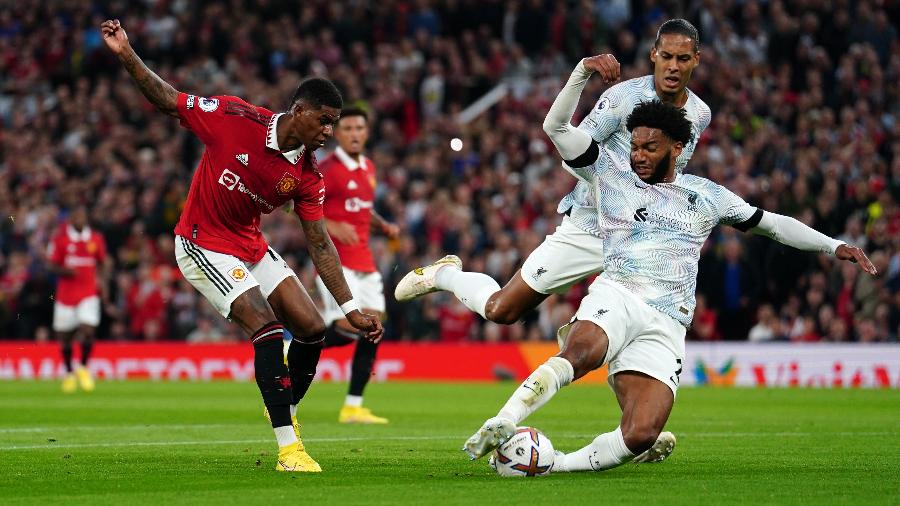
top-left (555, 427), bottom-right (634, 472)
top-left (274, 425), bottom-right (298, 448)
top-left (345, 395), bottom-right (363, 407)
top-left (497, 357), bottom-right (574, 424)
top-left (434, 266), bottom-right (500, 319)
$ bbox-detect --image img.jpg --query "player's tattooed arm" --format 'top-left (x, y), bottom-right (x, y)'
top-left (100, 19), bottom-right (179, 117)
top-left (301, 218), bottom-right (353, 304)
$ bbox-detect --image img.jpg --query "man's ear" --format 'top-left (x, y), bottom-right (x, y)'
top-left (672, 142), bottom-right (684, 160)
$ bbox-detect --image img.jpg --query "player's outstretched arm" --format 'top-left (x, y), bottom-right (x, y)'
top-left (300, 218), bottom-right (385, 341)
top-left (749, 211), bottom-right (877, 275)
top-left (543, 55), bottom-right (619, 180)
top-left (100, 19), bottom-right (179, 118)
top-left (370, 210), bottom-right (400, 238)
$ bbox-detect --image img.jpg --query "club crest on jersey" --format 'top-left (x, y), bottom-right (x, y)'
top-left (229, 266), bottom-right (247, 282)
top-left (86, 241), bottom-right (97, 254)
top-left (218, 169), bottom-right (240, 190)
top-left (199, 97), bottom-right (219, 112)
top-left (236, 153), bottom-right (249, 166)
top-left (275, 173), bottom-right (299, 195)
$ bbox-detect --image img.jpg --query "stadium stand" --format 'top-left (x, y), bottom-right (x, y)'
top-left (0, 0), bottom-right (897, 342)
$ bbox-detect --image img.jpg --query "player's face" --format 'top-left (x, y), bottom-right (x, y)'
top-left (650, 34), bottom-right (699, 96)
top-left (295, 105), bottom-right (340, 149)
top-left (334, 115), bottom-right (369, 156)
top-left (630, 127), bottom-right (682, 184)
top-left (70, 207), bottom-right (88, 230)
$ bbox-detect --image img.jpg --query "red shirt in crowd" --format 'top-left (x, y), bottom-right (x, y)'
top-left (47, 224), bottom-right (107, 305)
top-left (318, 147), bottom-right (378, 272)
top-left (173, 93), bottom-right (326, 262)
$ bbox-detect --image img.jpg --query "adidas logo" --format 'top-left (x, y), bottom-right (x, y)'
top-left (347, 180), bottom-right (358, 190)
top-left (236, 153), bottom-right (249, 166)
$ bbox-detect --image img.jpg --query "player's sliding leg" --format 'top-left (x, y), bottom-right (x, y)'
top-left (553, 371), bottom-right (674, 472)
top-left (396, 256), bottom-right (548, 324)
top-left (463, 320), bottom-right (606, 459)
top-left (230, 288), bottom-right (320, 472)
top-left (58, 331), bottom-right (77, 393)
top-left (75, 324), bottom-right (96, 392)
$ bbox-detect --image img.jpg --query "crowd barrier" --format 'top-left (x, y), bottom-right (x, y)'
top-left (0, 341), bottom-right (897, 388)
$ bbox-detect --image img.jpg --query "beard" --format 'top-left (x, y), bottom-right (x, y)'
top-left (637, 150), bottom-right (671, 184)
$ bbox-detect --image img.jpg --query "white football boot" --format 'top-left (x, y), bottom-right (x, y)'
top-left (462, 416), bottom-right (516, 460)
top-left (633, 431), bottom-right (676, 463)
top-left (394, 255), bottom-right (462, 302)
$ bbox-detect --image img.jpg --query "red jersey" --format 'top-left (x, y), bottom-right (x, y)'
top-left (318, 147), bottom-right (377, 272)
top-left (47, 224), bottom-right (107, 305)
top-left (173, 93), bottom-right (325, 262)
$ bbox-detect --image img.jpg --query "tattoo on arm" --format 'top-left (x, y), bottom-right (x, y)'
top-left (301, 218), bottom-right (353, 304)
top-left (118, 46), bottom-right (179, 117)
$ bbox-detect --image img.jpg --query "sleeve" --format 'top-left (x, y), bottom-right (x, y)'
top-left (542, 60), bottom-right (596, 162)
top-left (47, 233), bottom-right (64, 266)
top-left (576, 80), bottom-right (630, 143)
top-left (713, 184), bottom-right (758, 227)
top-left (176, 93), bottom-right (234, 146)
top-left (294, 166), bottom-right (326, 222)
top-left (94, 234), bottom-right (108, 262)
top-left (749, 211), bottom-right (844, 255)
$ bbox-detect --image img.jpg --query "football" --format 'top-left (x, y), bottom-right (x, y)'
top-left (489, 427), bottom-right (555, 477)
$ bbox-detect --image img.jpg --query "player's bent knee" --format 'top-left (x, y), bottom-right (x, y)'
top-left (621, 424), bottom-right (660, 454)
top-left (483, 297), bottom-right (523, 324)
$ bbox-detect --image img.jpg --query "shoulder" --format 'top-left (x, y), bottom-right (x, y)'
top-left (602, 76), bottom-right (653, 106)
top-left (685, 90), bottom-right (712, 128)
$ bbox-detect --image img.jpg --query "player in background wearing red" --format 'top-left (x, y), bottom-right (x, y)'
top-left (46, 205), bottom-right (111, 393)
top-left (101, 19), bottom-right (383, 473)
top-left (316, 108), bottom-right (399, 424)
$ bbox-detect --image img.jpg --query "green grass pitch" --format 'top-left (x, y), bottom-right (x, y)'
top-left (1, 380), bottom-right (897, 505)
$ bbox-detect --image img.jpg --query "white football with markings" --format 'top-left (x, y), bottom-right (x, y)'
top-left (489, 427), bottom-right (555, 477)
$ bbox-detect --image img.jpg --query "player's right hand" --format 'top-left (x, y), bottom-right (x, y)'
top-left (100, 19), bottom-right (129, 55)
top-left (346, 310), bottom-right (384, 343)
top-left (583, 54), bottom-right (620, 84)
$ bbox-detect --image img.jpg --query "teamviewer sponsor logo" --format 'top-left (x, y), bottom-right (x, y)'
top-left (218, 168), bottom-right (240, 190)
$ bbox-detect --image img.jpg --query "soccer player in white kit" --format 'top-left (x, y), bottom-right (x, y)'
top-left (460, 78), bottom-right (876, 472)
top-left (395, 20), bottom-right (710, 325)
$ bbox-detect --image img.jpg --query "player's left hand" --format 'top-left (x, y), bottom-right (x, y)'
top-left (382, 222), bottom-right (400, 239)
top-left (347, 310), bottom-right (384, 343)
top-left (835, 244), bottom-right (877, 275)
top-left (583, 53), bottom-right (620, 84)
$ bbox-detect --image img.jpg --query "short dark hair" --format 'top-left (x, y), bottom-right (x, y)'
top-left (655, 19), bottom-right (700, 53)
top-left (290, 77), bottom-right (343, 110)
top-left (626, 101), bottom-right (694, 146)
top-left (337, 106), bottom-right (368, 125)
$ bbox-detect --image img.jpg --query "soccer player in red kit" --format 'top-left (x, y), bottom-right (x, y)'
top-left (316, 108), bottom-right (399, 424)
top-left (101, 19), bottom-right (383, 473)
top-left (46, 205), bottom-right (110, 393)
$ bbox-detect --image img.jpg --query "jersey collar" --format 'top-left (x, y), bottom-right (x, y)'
top-left (334, 146), bottom-right (367, 171)
top-left (66, 224), bottom-right (91, 242)
top-left (266, 113), bottom-right (305, 165)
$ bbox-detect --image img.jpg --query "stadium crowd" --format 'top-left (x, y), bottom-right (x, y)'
top-left (0, 0), bottom-right (898, 343)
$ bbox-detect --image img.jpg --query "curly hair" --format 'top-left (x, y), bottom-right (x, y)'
top-left (625, 101), bottom-right (694, 146)
top-left (290, 77), bottom-right (343, 110)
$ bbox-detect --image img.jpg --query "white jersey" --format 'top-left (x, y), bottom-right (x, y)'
top-left (564, 147), bottom-right (758, 327)
top-left (558, 76), bottom-right (712, 237)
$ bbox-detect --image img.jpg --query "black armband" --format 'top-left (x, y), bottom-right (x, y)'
top-left (564, 141), bottom-right (600, 168)
top-left (732, 208), bottom-right (764, 232)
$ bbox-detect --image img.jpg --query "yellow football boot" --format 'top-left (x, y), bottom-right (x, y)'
top-left (338, 405), bottom-right (389, 424)
top-left (274, 442), bottom-right (322, 472)
top-left (61, 373), bottom-right (77, 394)
top-left (75, 366), bottom-right (95, 392)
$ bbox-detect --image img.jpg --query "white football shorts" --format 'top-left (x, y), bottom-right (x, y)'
top-left (316, 267), bottom-right (385, 327)
top-left (52, 296), bottom-right (101, 332)
top-left (557, 277), bottom-right (686, 396)
top-left (520, 215), bottom-right (605, 294)
top-left (175, 235), bottom-right (295, 318)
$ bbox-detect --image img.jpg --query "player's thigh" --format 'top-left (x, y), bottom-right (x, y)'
top-left (519, 216), bottom-right (605, 295)
top-left (608, 305), bottom-right (686, 399)
top-left (52, 302), bottom-right (78, 333)
top-left (555, 319), bottom-right (609, 379)
top-left (484, 271), bottom-right (549, 323)
top-left (265, 270), bottom-right (325, 341)
top-left (174, 235), bottom-right (263, 324)
top-left (75, 296), bottom-right (101, 329)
